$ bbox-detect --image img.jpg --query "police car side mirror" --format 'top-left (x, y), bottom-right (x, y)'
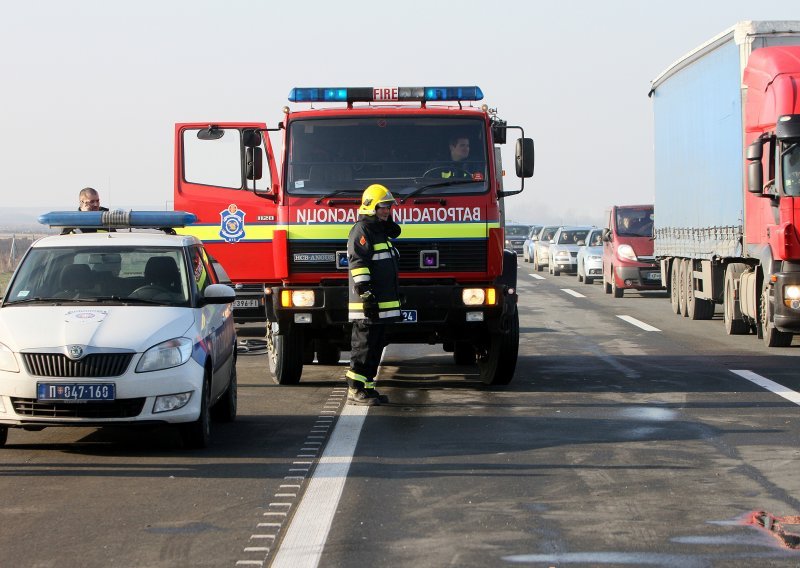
top-left (201, 284), bottom-right (236, 305)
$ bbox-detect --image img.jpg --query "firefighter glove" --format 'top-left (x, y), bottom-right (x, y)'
top-left (360, 290), bottom-right (379, 319)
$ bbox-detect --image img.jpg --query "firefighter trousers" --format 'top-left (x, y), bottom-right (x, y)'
top-left (348, 321), bottom-right (387, 388)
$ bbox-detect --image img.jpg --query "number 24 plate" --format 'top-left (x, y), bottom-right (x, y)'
top-left (37, 383), bottom-right (116, 402)
top-left (401, 310), bottom-right (417, 323)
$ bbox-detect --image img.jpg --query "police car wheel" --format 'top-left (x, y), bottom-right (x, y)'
top-left (211, 356), bottom-right (237, 423)
top-left (181, 376), bottom-right (211, 449)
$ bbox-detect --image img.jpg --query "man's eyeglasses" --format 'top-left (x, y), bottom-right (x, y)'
top-left (81, 199), bottom-right (100, 205)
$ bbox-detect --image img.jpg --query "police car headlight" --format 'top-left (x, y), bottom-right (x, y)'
top-left (0, 342), bottom-right (19, 373)
top-left (136, 338), bottom-right (193, 373)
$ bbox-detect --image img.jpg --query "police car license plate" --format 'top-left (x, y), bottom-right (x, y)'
top-left (234, 299), bottom-right (260, 309)
top-left (401, 310), bottom-right (417, 323)
top-left (37, 383), bottom-right (116, 402)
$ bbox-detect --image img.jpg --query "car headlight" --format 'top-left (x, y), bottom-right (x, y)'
top-left (617, 244), bottom-right (638, 261)
top-left (136, 337), bottom-right (193, 373)
top-left (0, 342), bottom-right (19, 373)
top-left (555, 251), bottom-right (570, 260)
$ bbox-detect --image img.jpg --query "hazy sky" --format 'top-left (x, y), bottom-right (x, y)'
top-left (2, 0), bottom-right (798, 226)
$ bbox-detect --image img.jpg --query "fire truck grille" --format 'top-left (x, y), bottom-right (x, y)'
top-left (288, 241), bottom-right (487, 273)
top-left (22, 353), bottom-right (134, 378)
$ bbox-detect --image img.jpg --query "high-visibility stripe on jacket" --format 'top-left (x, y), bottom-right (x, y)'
top-left (347, 215), bottom-right (401, 322)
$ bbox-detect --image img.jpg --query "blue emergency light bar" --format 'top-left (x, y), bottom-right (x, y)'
top-left (288, 86), bottom-right (484, 103)
top-left (38, 210), bottom-right (197, 229)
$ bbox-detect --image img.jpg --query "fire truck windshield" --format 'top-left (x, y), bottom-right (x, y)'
top-left (286, 117), bottom-right (488, 197)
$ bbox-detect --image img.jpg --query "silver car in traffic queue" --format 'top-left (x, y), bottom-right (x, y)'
top-left (577, 227), bottom-right (604, 284)
top-left (547, 225), bottom-right (594, 276)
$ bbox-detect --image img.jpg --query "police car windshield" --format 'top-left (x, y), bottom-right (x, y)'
top-left (4, 247), bottom-right (190, 306)
top-left (286, 116), bottom-right (489, 197)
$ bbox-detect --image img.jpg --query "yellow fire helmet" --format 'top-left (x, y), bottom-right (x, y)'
top-left (358, 184), bottom-right (397, 216)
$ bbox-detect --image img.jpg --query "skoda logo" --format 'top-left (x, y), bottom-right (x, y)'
top-left (67, 345), bottom-right (84, 360)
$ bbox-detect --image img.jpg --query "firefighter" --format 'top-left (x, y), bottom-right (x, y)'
top-left (346, 184), bottom-right (402, 405)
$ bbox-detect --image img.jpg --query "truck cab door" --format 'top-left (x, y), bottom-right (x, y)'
top-left (174, 123), bottom-right (282, 283)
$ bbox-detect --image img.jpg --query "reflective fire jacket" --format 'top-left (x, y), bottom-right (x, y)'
top-left (347, 215), bottom-right (401, 322)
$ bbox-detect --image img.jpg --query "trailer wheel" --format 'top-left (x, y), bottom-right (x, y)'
top-left (266, 325), bottom-right (304, 384)
top-left (477, 306), bottom-right (519, 386)
top-left (685, 259), bottom-right (714, 320)
top-left (678, 260), bottom-right (689, 317)
top-left (723, 264), bottom-right (749, 335)
top-left (669, 259), bottom-right (681, 314)
top-left (760, 280), bottom-right (793, 347)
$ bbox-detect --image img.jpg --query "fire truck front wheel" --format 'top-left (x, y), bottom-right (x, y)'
top-left (267, 325), bottom-right (304, 385)
top-left (477, 306), bottom-right (519, 386)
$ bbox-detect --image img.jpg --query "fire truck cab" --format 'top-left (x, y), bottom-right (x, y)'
top-left (174, 85), bottom-right (534, 386)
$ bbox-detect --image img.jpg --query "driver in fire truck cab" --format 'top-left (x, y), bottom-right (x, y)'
top-left (426, 134), bottom-right (482, 180)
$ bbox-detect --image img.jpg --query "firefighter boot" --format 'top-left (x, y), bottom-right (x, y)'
top-left (347, 386), bottom-right (381, 406)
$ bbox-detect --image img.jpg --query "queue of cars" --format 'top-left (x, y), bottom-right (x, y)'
top-left (518, 209), bottom-right (663, 296)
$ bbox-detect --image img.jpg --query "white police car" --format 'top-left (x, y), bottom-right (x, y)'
top-left (0, 211), bottom-right (237, 449)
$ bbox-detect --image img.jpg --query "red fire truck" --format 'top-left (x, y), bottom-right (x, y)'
top-left (174, 86), bottom-right (534, 385)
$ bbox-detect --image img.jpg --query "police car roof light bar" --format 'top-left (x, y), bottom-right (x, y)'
top-left (38, 210), bottom-right (197, 229)
top-left (288, 86), bottom-right (484, 103)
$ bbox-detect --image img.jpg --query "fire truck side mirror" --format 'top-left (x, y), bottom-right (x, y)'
top-left (515, 138), bottom-right (534, 178)
top-left (243, 129), bottom-right (262, 148)
top-left (246, 147), bottom-right (263, 181)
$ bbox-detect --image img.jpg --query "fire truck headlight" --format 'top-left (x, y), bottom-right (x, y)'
top-left (290, 290), bottom-right (315, 307)
top-left (462, 288), bottom-right (496, 306)
top-left (462, 288), bottom-right (485, 305)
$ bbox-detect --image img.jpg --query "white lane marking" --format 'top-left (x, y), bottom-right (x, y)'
top-left (270, 346), bottom-right (387, 568)
top-left (616, 315), bottom-right (661, 332)
top-left (731, 370), bottom-right (800, 406)
top-left (270, 404), bottom-right (368, 568)
top-left (561, 288), bottom-right (585, 298)
top-left (528, 273), bottom-right (545, 280)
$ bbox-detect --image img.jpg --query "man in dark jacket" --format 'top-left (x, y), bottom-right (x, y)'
top-left (61, 187), bottom-right (113, 234)
top-left (346, 184), bottom-right (402, 405)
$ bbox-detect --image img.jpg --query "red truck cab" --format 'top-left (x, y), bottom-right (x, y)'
top-left (602, 205), bottom-right (663, 297)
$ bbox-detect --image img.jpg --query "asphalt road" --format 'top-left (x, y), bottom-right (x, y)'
top-left (3, 259), bottom-right (800, 567)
